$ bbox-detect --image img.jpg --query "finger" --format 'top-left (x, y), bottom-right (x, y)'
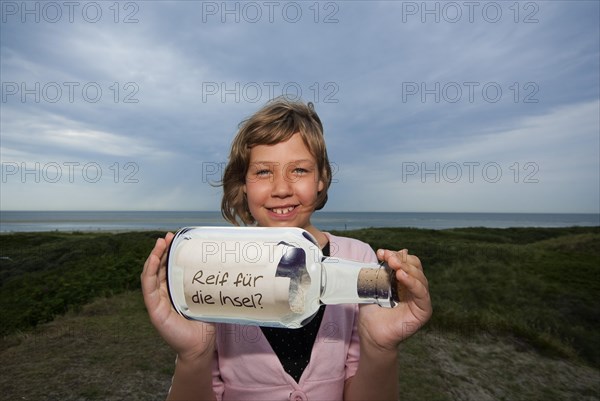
top-left (377, 249), bottom-right (408, 270)
top-left (158, 232), bottom-right (175, 283)
top-left (388, 252), bottom-right (425, 285)
top-left (141, 253), bottom-right (160, 295)
top-left (159, 232), bottom-right (175, 266)
top-left (141, 236), bottom-right (169, 295)
top-left (405, 254), bottom-right (423, 271)
top-left (396, 266), bottom-right (429, 291)
top-left (141, 256), bottom-right (161, 312)
top-left (395, 267), bottom-right (431, 314)
top-left (142, 238), bottom-right (162, 277)
top-left (396, 257), bottom-right (429, 292)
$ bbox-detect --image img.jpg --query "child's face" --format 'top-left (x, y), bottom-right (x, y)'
top-left (244, 133), bottom-right (324, 230)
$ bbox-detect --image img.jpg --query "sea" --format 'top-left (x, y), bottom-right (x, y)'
top-left (0, 211), bottom-right (598, 233)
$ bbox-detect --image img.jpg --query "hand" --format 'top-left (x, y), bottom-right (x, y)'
top-left (141, 232), bottom-right (216, 361)
top-left (357, 249), bottom-right (432, 353)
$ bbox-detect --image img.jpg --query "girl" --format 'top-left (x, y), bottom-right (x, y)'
top-left (141, 98), bottom-right (432, 400)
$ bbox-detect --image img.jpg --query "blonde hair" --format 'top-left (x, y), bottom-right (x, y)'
top-left (221, 97), bottom-right (332, 225)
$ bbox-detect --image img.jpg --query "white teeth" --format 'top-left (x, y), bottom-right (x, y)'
top-left (272, 206), bottom-right (295, 214)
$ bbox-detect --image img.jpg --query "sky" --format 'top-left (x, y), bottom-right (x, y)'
top-left (0, 0), bottom-right (599, 213)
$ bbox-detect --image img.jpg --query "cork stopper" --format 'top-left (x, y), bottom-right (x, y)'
top-left (320, 258), bottom-right (400, 308)
top-left (357, 267), bottom-right (390, 300)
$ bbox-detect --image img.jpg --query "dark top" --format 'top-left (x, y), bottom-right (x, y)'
top-left (261, 242), bottom-right (330, 383)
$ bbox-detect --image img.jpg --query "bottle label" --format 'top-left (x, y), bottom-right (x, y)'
top-left (173, 238), bottom-right (310, 320)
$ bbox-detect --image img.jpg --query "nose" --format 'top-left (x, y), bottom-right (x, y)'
top-left (271, 170), bottom-right (293, 198)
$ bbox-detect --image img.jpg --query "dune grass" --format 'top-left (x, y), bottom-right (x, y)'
top-left (335, 226), bottom-right (600, 367)
top-left (1, 226), bottom-right (599, 400)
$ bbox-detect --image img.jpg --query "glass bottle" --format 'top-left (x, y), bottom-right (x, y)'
top-left (167, 226), bottom-right (400, 328)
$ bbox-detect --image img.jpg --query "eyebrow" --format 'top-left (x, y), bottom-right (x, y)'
top-left (249, 159), bottom-right (316, 165)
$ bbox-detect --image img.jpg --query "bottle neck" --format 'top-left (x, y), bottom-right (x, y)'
top-left (320, 257), bottom-right (399, 307)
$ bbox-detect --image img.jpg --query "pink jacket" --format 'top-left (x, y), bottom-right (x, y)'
top-left (212, 232), bottom-right (378, 401)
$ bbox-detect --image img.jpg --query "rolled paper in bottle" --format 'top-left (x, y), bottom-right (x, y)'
top-left (176, 238), bottom-right (296, 319)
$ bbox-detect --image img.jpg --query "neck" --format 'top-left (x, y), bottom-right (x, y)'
top-left (303, 224), bottom-right (328, 249)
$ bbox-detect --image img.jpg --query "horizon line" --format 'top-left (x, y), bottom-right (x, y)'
top-left (1, 210), bottom-right (599, 215)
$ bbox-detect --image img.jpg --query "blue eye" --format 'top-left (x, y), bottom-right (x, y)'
top-left (293, 168), bottom-right (308, 175)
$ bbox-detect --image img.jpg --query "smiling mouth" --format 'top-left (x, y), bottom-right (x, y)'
top-left (269, 206), bottom-right (297, 215)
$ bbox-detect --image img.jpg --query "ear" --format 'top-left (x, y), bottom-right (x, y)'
top-left (318, 178), bottom-right (325, 192)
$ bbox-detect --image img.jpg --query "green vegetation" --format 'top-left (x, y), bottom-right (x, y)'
top-left (1, 226), bottom-right (599, 400)
top-left (0, 231), bottom-right (163, 335)
top-left (0, 291), bottom-right (174, 401)
top-left (334, 226), bottom-right (600, 367)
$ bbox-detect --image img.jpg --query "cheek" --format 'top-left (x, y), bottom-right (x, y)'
top-left (244, 181), bottom-right (268, 203)
top-left (296, 179), bottom-right (320, 200)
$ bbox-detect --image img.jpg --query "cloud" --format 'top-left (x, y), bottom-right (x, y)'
top-left (1, 1), bottom-right (598, 212)
top-left (1, 108), bottom-right (174, 159)
top-left (329, 99), bottom-right (599, 213)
